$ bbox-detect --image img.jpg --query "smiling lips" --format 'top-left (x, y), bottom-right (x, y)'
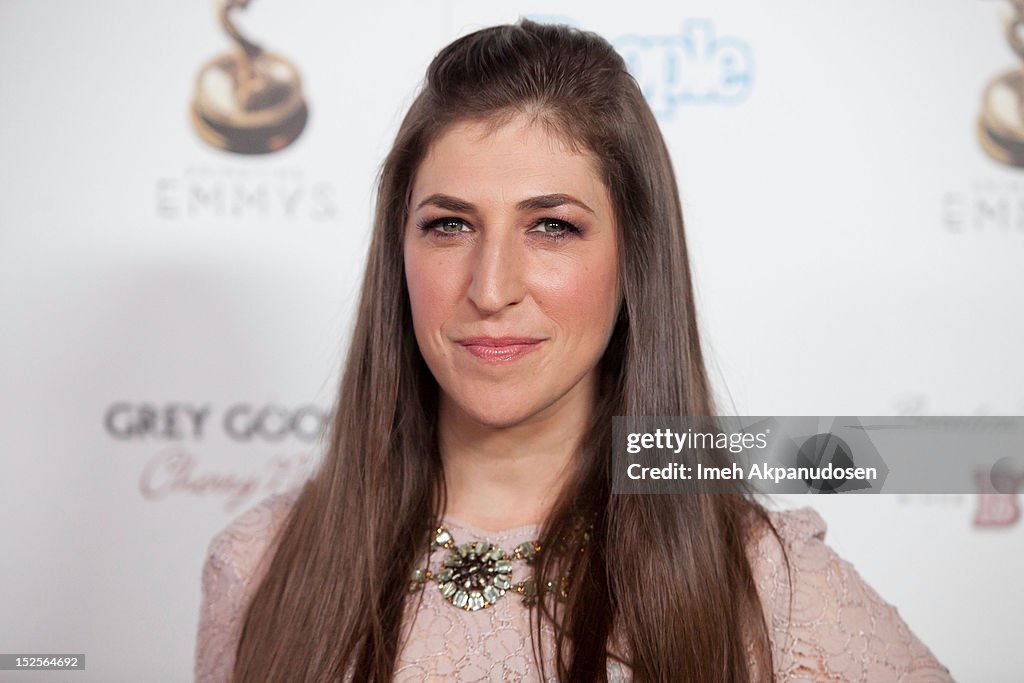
top-left (456, 336), bottom-right (544, 363)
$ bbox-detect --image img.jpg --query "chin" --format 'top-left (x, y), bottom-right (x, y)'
top-left (444, 388), bottom-right (546, 429)
top-left (458, 402), bottom-right (535, 429)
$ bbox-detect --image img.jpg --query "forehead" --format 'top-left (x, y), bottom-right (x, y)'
top-left (410, 115), bottom-right (610, 210)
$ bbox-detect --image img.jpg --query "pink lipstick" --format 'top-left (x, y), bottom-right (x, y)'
top-left (456, 337), bottom-right (544, 363)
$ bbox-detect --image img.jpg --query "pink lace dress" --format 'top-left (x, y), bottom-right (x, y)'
top-left (194, 489), bottom-right (954, 682)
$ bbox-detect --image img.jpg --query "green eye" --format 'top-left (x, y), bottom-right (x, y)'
top-left (438, 219), bottom-right (468, 233)
top-left (531, 218), bottom-right (582, 240)
top-left (418, 217), bottom-right (471, 237)
top-left (536, 220), bottom-right (566, 233)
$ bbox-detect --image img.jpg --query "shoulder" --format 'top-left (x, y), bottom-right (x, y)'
top-left (204, 486), bottom-right (303, 580)
top-left (746, 506), bottom-right (953, 682)
top-left (744, 507), bottom-right (826, 658)
top-left (747, 507), bottom-right (829, 599)
top-left (195, 487), bottom-right (304, 683)
top-left (746, 506), bottom-right (830, 616)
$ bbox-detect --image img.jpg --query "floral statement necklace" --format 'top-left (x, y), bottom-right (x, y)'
top-left (408, 525), bottom-right (575, 612)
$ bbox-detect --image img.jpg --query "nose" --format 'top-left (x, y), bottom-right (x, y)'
top-left (465, 227), bottom-right (527, 314)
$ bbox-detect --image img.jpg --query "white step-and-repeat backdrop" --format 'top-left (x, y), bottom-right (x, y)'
top-left (1, 1), bottom-right (1021, 681)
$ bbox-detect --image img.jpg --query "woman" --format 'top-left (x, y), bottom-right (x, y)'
top-left (195, 19), bottom-right (953, 682)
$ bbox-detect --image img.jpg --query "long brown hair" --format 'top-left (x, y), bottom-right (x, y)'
top-left (234, 19), bottom-right (784, 682)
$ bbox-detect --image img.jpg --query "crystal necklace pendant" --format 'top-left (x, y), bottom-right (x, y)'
top-left (408, 525), bottom-right (543, 612)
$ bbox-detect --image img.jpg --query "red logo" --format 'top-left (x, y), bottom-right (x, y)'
top-left (973, 468), bottom-right (1022, 528)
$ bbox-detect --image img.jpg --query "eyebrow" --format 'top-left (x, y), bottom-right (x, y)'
top-left (415, 193), bottom-right (595, 215)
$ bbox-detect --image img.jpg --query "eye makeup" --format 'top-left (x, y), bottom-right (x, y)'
top-left (415, 216), bottom-right (584, 242)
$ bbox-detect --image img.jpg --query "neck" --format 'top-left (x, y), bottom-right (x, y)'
top-left (438, 373), bottom-right (596, 533)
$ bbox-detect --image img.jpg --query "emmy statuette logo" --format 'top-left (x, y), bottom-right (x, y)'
top-left (190, 0), bottom-right (308, 155)
top-left (978, 0), bottom-right (1024, 167)
top-left (941, 2), bottom-right (1024, 233)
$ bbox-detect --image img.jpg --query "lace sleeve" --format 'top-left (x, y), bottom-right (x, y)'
top-left (751, 507), bottom-right (955, 682)
top-left (194, 489), bottom-right (301, 683)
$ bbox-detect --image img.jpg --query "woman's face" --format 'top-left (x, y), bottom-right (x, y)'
top-left (403, 113), bottom-right (621, 429)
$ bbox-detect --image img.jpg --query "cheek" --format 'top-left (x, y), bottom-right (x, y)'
top-left (404, 247), bottom-right (458, 334)
top-left (538, 253), bottom-right (620, 340)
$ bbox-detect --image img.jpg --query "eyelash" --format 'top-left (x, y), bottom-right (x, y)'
top-left (415, 216), bottom-right (583, 242)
